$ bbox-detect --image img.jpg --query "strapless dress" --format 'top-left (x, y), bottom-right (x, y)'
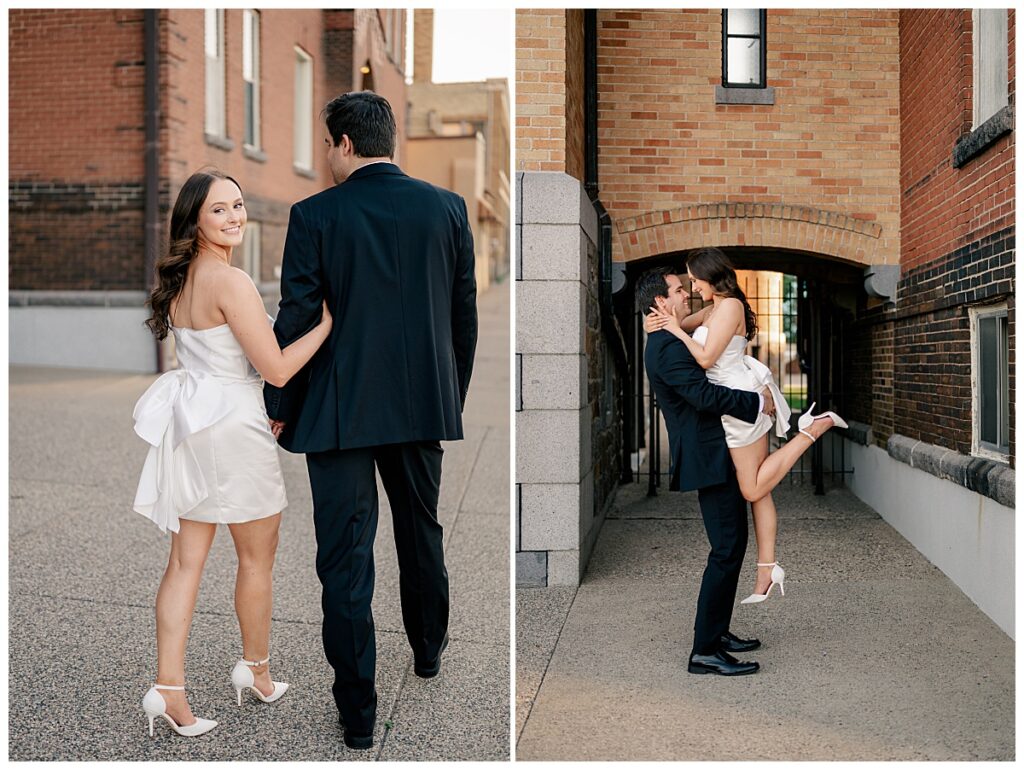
top-left (692, 325), bottom-right (792, 449)
top-left (132, 320), bottom-right (288, 533)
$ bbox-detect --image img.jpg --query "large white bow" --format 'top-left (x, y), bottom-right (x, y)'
top-left (743, 356), bottom-right (793, 439)
top-left (132, 369), bottom-right (235, 533)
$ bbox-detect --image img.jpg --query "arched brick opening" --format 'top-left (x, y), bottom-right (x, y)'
top-left (615, 243), bottom-right (868, 494)
top-left (614, 203), bottom-right (891, 269)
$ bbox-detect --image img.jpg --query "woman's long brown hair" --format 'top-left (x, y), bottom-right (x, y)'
top-left (144, 169), bottom-right (241, 340)
top-left (685, 247), bottom-right (758, 342)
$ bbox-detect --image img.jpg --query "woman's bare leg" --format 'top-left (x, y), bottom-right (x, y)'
top-left (227, 513), bottom-right (282, 697)
top-left (730, 416), bottom-right (834, 504)
top-left (730, 437), bottom-right (778, 595)
top-left (155, 519), bottom-right (217, 726)
top-left (750, 494), bottom-right (779, 594)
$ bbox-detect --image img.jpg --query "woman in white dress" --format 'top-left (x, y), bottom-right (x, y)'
top-left (645, 248), bottom-right (846, 604)
top-left (134, 169), bottom-right (332, 737)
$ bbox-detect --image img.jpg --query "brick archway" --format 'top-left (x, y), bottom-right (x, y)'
top-left (615, 203), bottom-right (889, 267)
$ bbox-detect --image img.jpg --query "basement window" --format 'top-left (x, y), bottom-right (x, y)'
top-left (971, 304), bottom-right (1010, 462)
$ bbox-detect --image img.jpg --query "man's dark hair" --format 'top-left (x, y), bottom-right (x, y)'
top-left (635, 267), bottom-right (674, 314)
top-left (322, 91), bottom-right (397, 158)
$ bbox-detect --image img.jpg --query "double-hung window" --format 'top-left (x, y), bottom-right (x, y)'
top-left (241, 221), bottom-right (262, 281)
top-left (722, 9), bottom-right (767, 88)
top-left (294, 47), bottom-right (313, 172)
top-left (204, 10), bottom-right (226, 139)
top-left (243, 10), bottom-right (261, 150)
top-left (971, 304), bottom-right (1010, 461)
top-left (973, 9), bottom-right (1008, 129)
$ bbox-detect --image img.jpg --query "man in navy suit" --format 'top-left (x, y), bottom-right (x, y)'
top-left (638, 267), bottom-right (772, 676)
top-left (265, 92), bottom-right (477, 747)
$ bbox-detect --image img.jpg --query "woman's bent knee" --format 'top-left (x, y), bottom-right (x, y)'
top-left (738, 482), bottom-right (761, 503)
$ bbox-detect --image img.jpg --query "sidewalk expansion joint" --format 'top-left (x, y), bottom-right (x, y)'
top-left (516, 583), bottom-right (581, 749)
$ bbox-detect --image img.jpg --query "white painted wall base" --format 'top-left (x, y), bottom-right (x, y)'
top-left (10, 305), bottom-right (157, 373)
top-left (843, 438), bottom-right (1014, 639)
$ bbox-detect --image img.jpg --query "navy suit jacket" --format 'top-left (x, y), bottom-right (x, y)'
top-left (264, 163), bottom-right (478, 453)
top-left (643, 330), bottom-right (760, 491)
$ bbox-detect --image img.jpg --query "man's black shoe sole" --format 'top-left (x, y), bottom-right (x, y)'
top-left (343, 734), bottom-right (374, 750)
top-left (414, 635), bottom-right (449, 678)
top-left (687, 663), bottom-right (759, 676)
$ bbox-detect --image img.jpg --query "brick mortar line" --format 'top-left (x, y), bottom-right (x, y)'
top-left (617, 205), bottom-right (884, 238)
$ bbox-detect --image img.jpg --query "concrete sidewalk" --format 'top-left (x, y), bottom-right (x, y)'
top-left (9, 283), bottom-right (510, 761)
top-left (517, 479), bottom-right (1014, 761)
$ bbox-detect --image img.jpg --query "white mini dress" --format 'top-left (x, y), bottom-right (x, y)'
top-left (132, 320), bottom-right (288, 533)
top-left (692, 325), bottom-right (792, 449)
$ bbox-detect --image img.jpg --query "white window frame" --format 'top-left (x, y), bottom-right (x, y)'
top-left (241, 220), bottom-right (262, 281)
top-left (972, 9), bottom-right (1008, 129)
top-left (969, 302), bottom-right (1010, 463)
top-left (243, 9), bottom-right (261, 150)
top-left (294, 47), bottom-right (313, 171)
top-left (204, 9), bottom-right (226, 138)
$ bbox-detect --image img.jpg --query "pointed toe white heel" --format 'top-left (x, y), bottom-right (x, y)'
top-left (231, 655), bottom-right (289, 705)
top-left (740, 562), bottom-right (786, 604)
top-left (796, 402), bottom-right (848, 441)
top-left (142, 684), bottom-right (217, 737)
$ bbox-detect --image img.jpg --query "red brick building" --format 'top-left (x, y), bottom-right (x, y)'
top-left (10, 9), bottom-right (407, 371)
top-left (516, 9), bottom-right (1014, 635)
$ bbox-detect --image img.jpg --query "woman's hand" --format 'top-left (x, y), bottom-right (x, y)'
top-left (645, 305), bottom-right (682, 335)
top-left (320, 300), bottom-right (333, 331)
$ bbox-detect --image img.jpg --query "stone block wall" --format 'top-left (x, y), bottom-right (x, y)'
top-left (517, 171), bottom-right (619, 586)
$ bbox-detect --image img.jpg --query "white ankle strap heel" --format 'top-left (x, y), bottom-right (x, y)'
top-left (796, 402), bottom-right (849, 442)
top-left (141, 683), bottom-right (217, 737)
top-left (231, 654), bottom-right (289, 705)
top-left (740, 561), bottom-right (786, 605)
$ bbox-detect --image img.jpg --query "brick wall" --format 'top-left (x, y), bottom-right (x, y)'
top-left (516, 9), bottom-right (569, 172)
top-left (11, 9), bottom-right (408, 291)
top-left (164, 9), bottom-right (338, 283)
top-left (412, 9), bottom-right (433, 83)
top-left (564, 10), bottom-right (586, 182)
top-left (848, 9), bottom-right (1015, 463)
top-left (896, 9), bottom-right (1014, 461)
top-left (352, 9), bottom-right (408, 164)
top-left (10, 10), bottom-right (149, 289)
top-left (594, 8), bottom-right (901, 264)
top-left (900, 10), bottom-right (1015, 273)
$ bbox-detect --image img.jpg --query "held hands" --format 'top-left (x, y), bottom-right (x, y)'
top-left (761, 387), bottom-right (775, 416)
top-left (268, 419), bottom-right (285, 439)
top-left (644, 306), bottom-right (682, 335)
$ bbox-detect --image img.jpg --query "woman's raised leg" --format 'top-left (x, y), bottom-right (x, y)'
top-left (155, 519), bottom-right (217, 726)
top-left (730, 415), bottom-right (834, 503)
top-left (227, 513), bottom-right (282, 697)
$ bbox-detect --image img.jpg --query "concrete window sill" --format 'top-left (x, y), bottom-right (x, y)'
top-left (243, 145), bottom-right (268, 164)
top-left (204, 133), bottom-right (235, 152)
top-left (293, 164), bottom-right (316, 179)
top-left (715, 85), bottom-right (775, 105)
top-left (952, 104), bottom-right (1013, 168)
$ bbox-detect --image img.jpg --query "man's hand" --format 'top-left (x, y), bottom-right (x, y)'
top-left (269, 419), bottom-right (286, 439)
top-left (761, 387), bottom-right (775, 416)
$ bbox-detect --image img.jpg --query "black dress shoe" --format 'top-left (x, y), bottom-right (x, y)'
top-left (720, 630), bottom-right (761, 653)
top-left (414, 633), bottom-right (449, 679)
top-left (688, 649), bottom-right (759, 676)
top-left (338, 715), bottom-right (373, 750)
